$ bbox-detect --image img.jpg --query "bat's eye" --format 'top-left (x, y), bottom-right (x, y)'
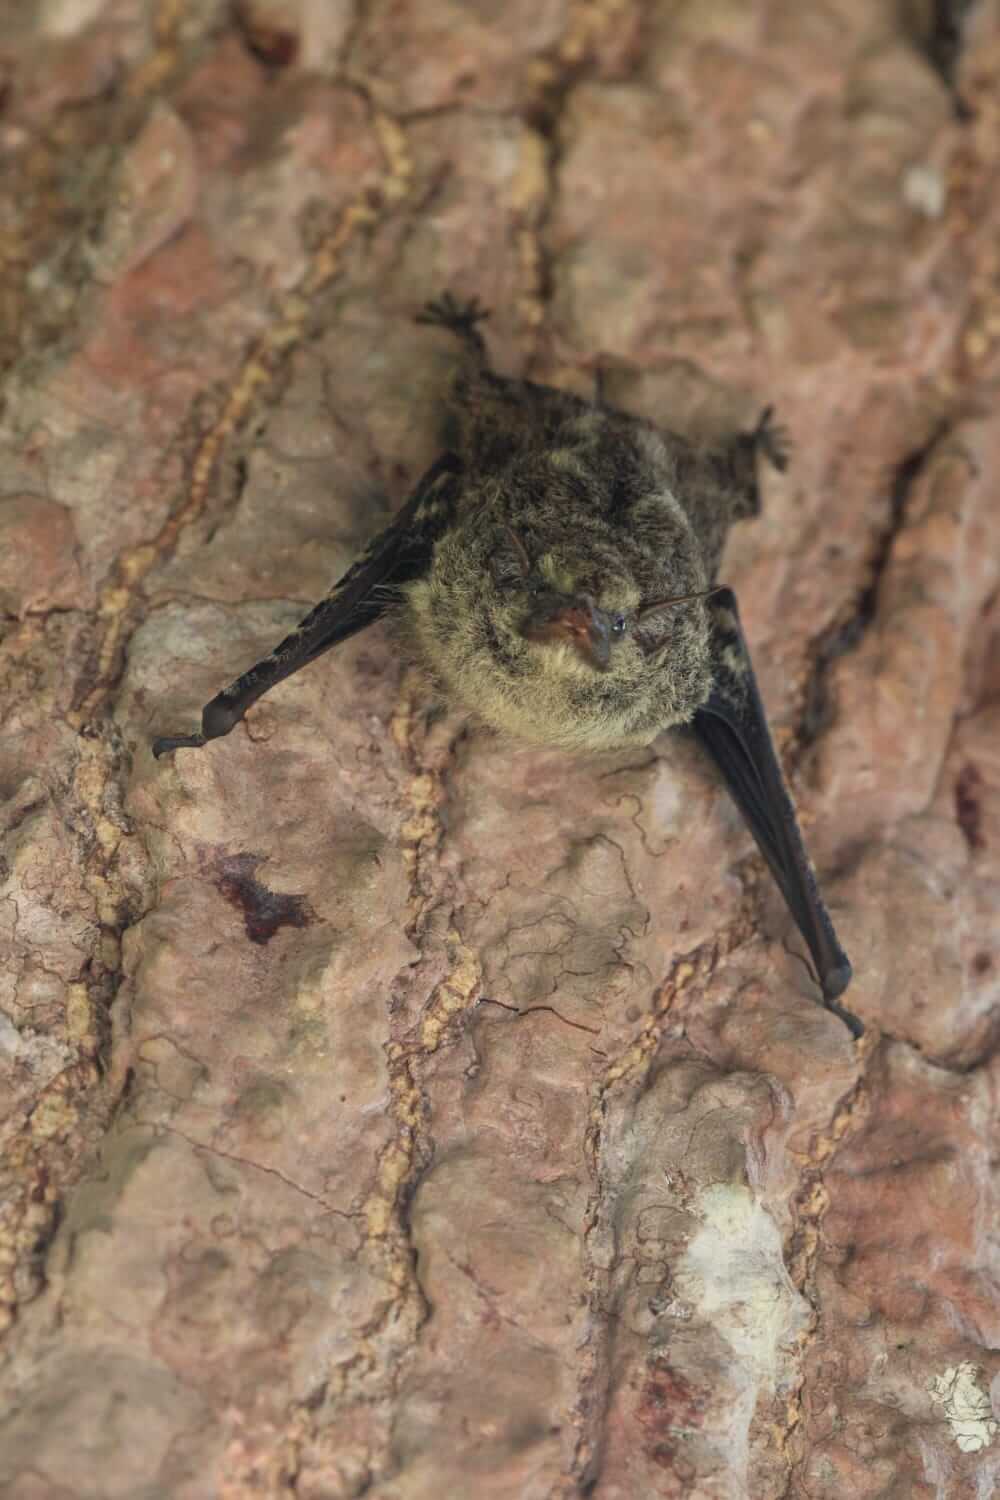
top-left (611, 614), bottom-right (627, 635)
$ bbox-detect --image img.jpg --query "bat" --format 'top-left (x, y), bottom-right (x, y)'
top-left (153, 292), bottom-right (861, 1037)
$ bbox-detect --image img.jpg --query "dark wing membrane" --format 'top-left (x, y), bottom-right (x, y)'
top-left (691, 588), bottom-right (861, 1037)
top-left (152, 452), bottom-right (462, 756)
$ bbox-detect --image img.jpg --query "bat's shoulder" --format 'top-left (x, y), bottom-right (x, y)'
top-left (410, 472), bottom-right (461, 527)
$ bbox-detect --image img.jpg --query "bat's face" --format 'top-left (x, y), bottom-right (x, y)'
top-left (404, 489), bottom-right (714, 752)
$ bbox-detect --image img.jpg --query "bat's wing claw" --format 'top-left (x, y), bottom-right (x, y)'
top-left (152, 689), bottom-right (246, 757)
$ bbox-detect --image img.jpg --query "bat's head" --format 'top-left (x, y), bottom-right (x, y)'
top-left (404, 490), bottom-right (714, 752)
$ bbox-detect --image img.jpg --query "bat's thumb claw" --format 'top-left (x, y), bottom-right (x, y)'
top-left (151, 692), bottom-right (244, 759)
top-left (152, 731), bottom-right (206, 757)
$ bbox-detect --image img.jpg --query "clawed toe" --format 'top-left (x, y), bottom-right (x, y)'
top-left (754, 406), bottom-right (792, 473)
top-left (416, 291), bottom-right (491, 334)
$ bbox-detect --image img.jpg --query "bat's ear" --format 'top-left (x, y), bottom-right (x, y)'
top-left (692, 587), bottom-right (860, 1036)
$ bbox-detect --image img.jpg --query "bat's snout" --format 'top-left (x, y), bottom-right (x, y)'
top-left (521, 595), bottom-right (612, 671)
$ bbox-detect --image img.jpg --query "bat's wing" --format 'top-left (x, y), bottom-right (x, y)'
top-left (152, 452), bottom-right (462, 757)
top-left (691, 587), bottom-right (861, 1036)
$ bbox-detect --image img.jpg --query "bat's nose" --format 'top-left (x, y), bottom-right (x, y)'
top-left (522, 595), bottom-right (612, 671)
top-left (560, 600), bottom-right (612, 670)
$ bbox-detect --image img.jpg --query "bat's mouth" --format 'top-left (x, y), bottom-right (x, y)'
top-left (521, 596), bottom-right (612, 671)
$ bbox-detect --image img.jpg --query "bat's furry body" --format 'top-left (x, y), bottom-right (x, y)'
top-left (406, 369), bottom-right (739, 751)
top-left (408, 298), bottom-right (777, 752)
top-left (153, 294), bottom-right (860, 1035)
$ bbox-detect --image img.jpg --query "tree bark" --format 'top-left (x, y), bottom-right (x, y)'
top-left (1, 2), bottom-right (998, 1495)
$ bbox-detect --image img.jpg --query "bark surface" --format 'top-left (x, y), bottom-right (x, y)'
top-left (1, 2), bottom-right (999, 1496)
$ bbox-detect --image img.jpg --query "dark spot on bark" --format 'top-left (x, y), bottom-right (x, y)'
top-left (648, 1441), bottom-right (677, 1471)
top-left (233, 3), bottom-right (299, 67)
top-left (303, 1381), bottom-right (327, 1412)
top-left (215, 852), bottom-right (315, 944)
top-left (972, 951), bottom-right (992, 976)
top-left (955, 763), bottom-right (985, 850)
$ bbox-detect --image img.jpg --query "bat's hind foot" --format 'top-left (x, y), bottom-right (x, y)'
top-left (723, 406), bottom-right (792, 522)
top-left (752, 406), bottom-right (792, 473)
top-left (416, 291), bottom-right (490, 356)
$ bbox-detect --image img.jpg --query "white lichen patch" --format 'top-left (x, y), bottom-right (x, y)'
top-left (929, 1363), bottom-right (998, 1453)
top-left (901, 163), bottom-right (946, 219)
top-left (673, 1183), bottom-right (810, 1386)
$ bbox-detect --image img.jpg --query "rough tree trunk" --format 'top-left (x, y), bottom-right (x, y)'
top-left (1, 2), bottom-right (998, 1496)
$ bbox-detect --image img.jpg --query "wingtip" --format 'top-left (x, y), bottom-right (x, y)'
top-left (821, 957), bottom-right (863, 1038)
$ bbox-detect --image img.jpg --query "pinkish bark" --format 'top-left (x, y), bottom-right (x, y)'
top-left (1, 2), bottom-right (998, 1497)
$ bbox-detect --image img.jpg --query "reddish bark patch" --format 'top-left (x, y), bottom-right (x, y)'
top-left (636, 1362), bottom-right (707, 1469)
top-left (214, 852), bottom-right (316, 944)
